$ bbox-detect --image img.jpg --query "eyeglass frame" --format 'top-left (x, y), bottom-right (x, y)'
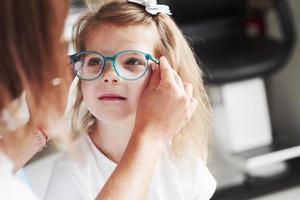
top-left (69, 50), bottom-right (159, 81)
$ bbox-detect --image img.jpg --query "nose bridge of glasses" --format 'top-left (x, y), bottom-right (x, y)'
top-left (102, 55), bottom-right (118, 76)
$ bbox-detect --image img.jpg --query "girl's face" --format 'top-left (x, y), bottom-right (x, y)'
top-left (81, 23), bottom-right (158, 124)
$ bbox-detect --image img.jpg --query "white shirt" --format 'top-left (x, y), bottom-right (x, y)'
top-left (0, 153), bottom-right (38, 200)
top-left (45, 134), bottom-right (216, 200)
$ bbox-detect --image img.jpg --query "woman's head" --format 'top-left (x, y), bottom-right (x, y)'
top-left (0, 0), bottom-right (71, 133)
top-left (71, 0), bottom-right (211, 161)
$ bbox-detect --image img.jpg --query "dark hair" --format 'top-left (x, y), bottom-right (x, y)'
top-left (0, 0), bottom-right (71, 130)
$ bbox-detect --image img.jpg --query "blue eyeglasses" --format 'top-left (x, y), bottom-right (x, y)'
top-left (69, 50), bottom-right (159, 81)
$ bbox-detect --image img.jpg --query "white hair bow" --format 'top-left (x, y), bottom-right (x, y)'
top-left (128, 0), bottom-right (172, 15)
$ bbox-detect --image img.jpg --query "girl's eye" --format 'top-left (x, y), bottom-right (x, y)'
top-left (124, 57), bottom-right (144, 65)
top-left (74, 55), bottom-right (84, 63)
top-left (88, 58), bottom-right (102, 66)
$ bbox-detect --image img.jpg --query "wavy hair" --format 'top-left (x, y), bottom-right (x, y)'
top-left (71, 0), bottom-right (211, 162)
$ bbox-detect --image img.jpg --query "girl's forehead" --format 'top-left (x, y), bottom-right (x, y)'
top-left (85, 23), bottom-right (159, 54)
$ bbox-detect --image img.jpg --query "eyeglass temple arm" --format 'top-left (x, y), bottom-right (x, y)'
top-left (150, 57), bottom-right (160, 64)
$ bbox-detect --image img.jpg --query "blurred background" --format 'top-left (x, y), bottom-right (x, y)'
top-left (21, 0), bottom-right (300, 199)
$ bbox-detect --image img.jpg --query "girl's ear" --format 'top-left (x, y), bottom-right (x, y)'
top-left (154, 52), bottom-right (163, 62)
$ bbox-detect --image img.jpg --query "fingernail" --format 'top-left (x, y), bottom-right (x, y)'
top-left (151, 63), bottom-right (156, 71)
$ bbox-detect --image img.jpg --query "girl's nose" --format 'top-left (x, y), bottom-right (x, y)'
top-left (101, 62), bottom-right (120, 84)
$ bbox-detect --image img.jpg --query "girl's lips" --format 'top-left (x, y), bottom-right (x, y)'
top-left (99, 94), bottom-right (127, 101)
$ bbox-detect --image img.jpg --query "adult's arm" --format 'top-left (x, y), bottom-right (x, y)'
top-left (0, 125), bottom-right (44, 174)
top-left (95, 57), bottom-right (198, 200)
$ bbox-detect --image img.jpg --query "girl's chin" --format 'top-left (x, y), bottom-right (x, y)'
top-left (95, 113), bottom-right (136, 124)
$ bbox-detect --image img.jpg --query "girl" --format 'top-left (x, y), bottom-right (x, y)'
top-left (45, 0), bottom-right (216, 199)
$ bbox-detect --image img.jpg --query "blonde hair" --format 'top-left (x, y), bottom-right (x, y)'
top-left (71, 0), bottom-right (211, 162)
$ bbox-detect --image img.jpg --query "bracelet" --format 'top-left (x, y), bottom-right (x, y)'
top-left (34, 128), bottom-right (48, 152)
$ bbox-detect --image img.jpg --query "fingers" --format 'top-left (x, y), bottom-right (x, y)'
top-left (159, 57), bottom-right (177, 87)
top-left (146, 62), bottom-right (160, 91)
top-left (155, 56), bottom-right (197, 121)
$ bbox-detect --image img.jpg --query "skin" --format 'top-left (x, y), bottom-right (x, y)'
top-left (82, 23), bottom-right (157, 163)
top-left (2, 2), bottom-right (197, 200)
top-left (96, 55), bottom-right (197, 200)
top-left (79, 22), bottom-right (198, 199)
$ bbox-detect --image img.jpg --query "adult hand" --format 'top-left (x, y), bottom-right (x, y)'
top-left (135, 56), bottom-right (198, 143)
